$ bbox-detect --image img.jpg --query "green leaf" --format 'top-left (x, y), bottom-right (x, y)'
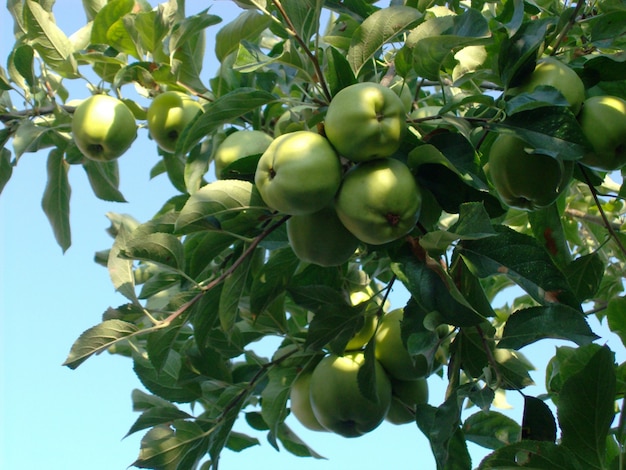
top-left (463, 410), bottom-right (521, 450)
top-left (23, 0), bottom-right (79, 78)
top-left (558, 346), bottom-right (616, 469)
top-left (407, 8), bottom-right (490, 81)
top-left (63, 319), bottom-right (140, 369)
top-left (347, 6), bottom-right (422, 76)
top-left (219, 248), bottom-right (253, 332)
top-left (276, 422), bottom-right (325, 459)
top-left (125, 407), bottom-right (193, 438)
top-left (122, 233), bottom-right (185, 271)
top-left (261, 365), bottom-right (297, 448)
top-left (478, 440), bottom-right (585, 470)
top-left (108, 224), bottom-right (140, 305)
top-left (521, 396), bottom-right (556, 442)
top-left (91, 0), bottom-right (134, 44)
top-left (528, 204), bottom-right (572, 268)
top-left (225, 431), bottom-right (260, 452)
top-left (176, 88), bottom-right (276, 158)
top-left (497, 304), bottom-right (599, 350)
top-left (215, 10), bottom-right (272, 62)
top-left (607, 297), bottom-right (626, 348)
top-left (0, 149), bottom-right (13, 196)
top-left (82, 159), bottom-right (126, 202)
top-left (562, 252), bottom-right (605, 303)
top-left (133, 421), bottom-right (207, 470)
top-left (250, 247), bottom-right (299, 318)
top-left (41, 148), bottom-right (71, 252)
top-left (11, 44), bottom-right (35, 88)
top-left (459, 225), bottom-right (580, 309)
top-left (175, 179), bottom-right (269, 234)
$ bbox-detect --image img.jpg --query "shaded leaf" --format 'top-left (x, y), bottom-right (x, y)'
top-left (41, 148), bottom-right (71, 252)
top-left (63, 319), bottom-right (140, 369)
top-left (478, 440), bottom-right (585, 470)
top-left (498, 304), bottom-right (599, 350)
top-left (277, 422), bottom-right (325, 459)
top-left (0, 149), bottom-right (12, 195)
top-left (607, 297), bottom-right (626, 348)
top-left (521, 396), bottom-right (556, 442)
top-left (123, 232), bottom-right (185, 271)
top-left (563, 253), bottom-right (605, 304)
top-left (82, 159), bottom-right (126, 202)
top-left (126, 407), bottom-right (193, 438)
top-left (463, 410), bottom-right (521, 450)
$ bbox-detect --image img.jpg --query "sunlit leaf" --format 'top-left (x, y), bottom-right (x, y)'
top-left (41, 148), bottom-right (71, 252)
top-left (215, 10), bottom-right (272, 62)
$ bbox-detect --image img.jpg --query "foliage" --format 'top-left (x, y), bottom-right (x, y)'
top-left (2, 0), bottom-right (626, 469)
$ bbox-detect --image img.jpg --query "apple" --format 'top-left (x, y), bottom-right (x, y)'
top-left (344, 287), bottom-right (382, 351)
top-left (509, 56), bottom-right (585, 114)
top-left (309, 352), bottom-right (392, 437)
top-left (385, 377), bottom-right (429, 425)
top-left (335, 158), bottom-right (421, 245)
top-left (324, 82), bottom-right (407, 162)
top-left (255, 131), bottom-right (342, 215)
top-left (289, 372), bottom-right (328, 432)
top-left (577, 95), bottom-right (626, 171)
top-left (213, 130), bottom-right (273, 179)
top-left (147, 91), bottom-right (204, 153)
top-left (374, 309), bottom-right (429, 381)
top-left (287, 205), bottom-right (360, 267)
top-left (487, 133), bottom-right (574, 211)
top-left (71, 94), bottom-right (137, 162)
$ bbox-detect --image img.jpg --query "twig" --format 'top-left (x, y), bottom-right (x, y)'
top-left (564, 207), bottom-right (622, 231)
top-left (549, 0), bottom-right (586, 55)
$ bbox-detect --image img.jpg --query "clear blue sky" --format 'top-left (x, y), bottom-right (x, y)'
top-left (1, 2), bottom-right (623, 470)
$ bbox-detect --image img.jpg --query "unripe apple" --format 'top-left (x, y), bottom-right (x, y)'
top-left (71, 94), bottom-right (137, 161)
top-left (213, 130), bottom-right (273, 179)
top-left (147, 91), bottom-right (204, 152)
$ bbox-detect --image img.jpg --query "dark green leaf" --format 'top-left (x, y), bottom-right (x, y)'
top-left (41, 148), bottom-right (71, 252)
top-left (0, 148), bottom-right (13, 196)
top-left (219, 249), bottom-right (253, 332)
top-left (521, 396), bottom-right (556, 442)
top-left (261, 366), bottom-right (297, 447)
top-left (459, 225), bottom-right (580, 309)
top-left (478, 440), bottom-right (585, 470)
top-left (63, 319), bottom-right (140, 369)
top-left (82, 159), bottom-right (126, 202)
top-left (528, 204), bottom-right (572, 268)
top-left (498, 304), bottom-right (599, 350)
top-left (607, 297), bottom-right (626, 348)
top-left (133, 351), bottom-right (202, 403)
top-left (11, 44), bottom-right (35, 88)
top-left (563, 253), bottom-right (605, 304)
top-left (250, 247), bottom-right (299, 318)
top-left (348, 6), bottom-right (422, 76)
top-left (225, 431), bottom-right (260, 453)
top-left (463, 410), bottom-right (521, 450)
top-left (558, 346), bottom-right (616, 469)
top-left (276, 422), bottom-right (325, 459)
top-left (125, 407), bottom-right (193, 437)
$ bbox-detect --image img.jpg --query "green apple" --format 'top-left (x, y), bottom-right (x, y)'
top-left (309, 352), bottom-right (392, 437)
top-left (324, 82), bottom-right (407, 162)
top-left (335, 158), bottom-right (421, 245)
top-left (344, 287), bottom-right (382, 351)
top-left (385, 377), bottom-right (429, 425)
top-left (71, 94), bottom-right (137, 162)
top-left (147, 91), bottom-right (204, 152)
top-left (287, 205), bottom-right (360, 267)
top-left (374, 309), bottom-right (429, 381)
top-left (487, 133), bottom-right (573, 211)
top-left (510, 56), bottom-right (585, 114)
top-left (289, 372), bottom-right (328, 432)
top-left (255, 131), bottom-right (342, 215)
top-left (213, 130), bottom-right (273, 179)
top-left (578, 95), bottom-right (626, 171)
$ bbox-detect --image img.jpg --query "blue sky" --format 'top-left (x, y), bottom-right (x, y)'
top-left (1, 2), bottom-right (624, 469)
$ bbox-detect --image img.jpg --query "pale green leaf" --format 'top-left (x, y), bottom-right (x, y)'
top-left (41, 148), bottom-right (71, 252)
top-left (215, 10), bottom-right (272, 62)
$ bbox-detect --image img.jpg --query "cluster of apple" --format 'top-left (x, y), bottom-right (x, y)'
top-left (487, 56), bottom-right (626, 211)
top-left (289, 287), bottom-right (431, 437)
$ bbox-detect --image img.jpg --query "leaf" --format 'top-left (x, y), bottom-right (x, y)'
top-left (11, 44), bottom-right (35, 88)
top-left (261, 365), bottom-right (297, 448)
top-left (82, 159), bottom-right (127, 202)
top-left (123, 233), bottom-right (185, 271)
top-left (23, 0), bottom-right (79, 78)
top-left (133, 421), bottom-right (207, 470)
top-left (125, 407), bottom-right (193, 438)
top-left (497, 304), bottom-right (599, 350)
top-left (0, 149), bottom-right (12, 196)
top-left (347, 6), bottom-right (422, 76)
top-left (41, 148), bottom-right (71, 252)
top-left (463, 410), bottom-right (521, 450)
top-left (563, 253), bottom-right (605, 304)
top-left (177, 88), bottom-right (276, 157)
top-left (521, 396), bottom-right (556, 442)
top-left (215, 10), bottom-right (272, 62)
top-left (175, 179), bottom-right (268, 234)
top-left (607, 297), bottom-right (626, 348)
top-left (90, 0), bottom-right (134, 44)
top-left (459, 225), bottom-right (580, 309)
top-left (225, 431), bottom-right (260, 453)
top-left (528, 204), bottom-right (572, 268)
top-left (558, 346), bottom-right (616, 469)
top-left (219, 248), bottom-right (253, 332)
top-left (478, 440), bottom-right (585, 470)
top-left (276, 422), bottom-right (325, 459)
top-left (63, 319), bottom-right (140, 369)
top-left (250, 247), bottom-right (299, 318)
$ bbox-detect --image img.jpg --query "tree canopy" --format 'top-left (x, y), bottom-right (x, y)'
top-left (2, 0), bottom-right (626, 469)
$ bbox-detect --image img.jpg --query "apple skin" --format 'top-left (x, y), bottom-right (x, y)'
top-left (213, 130), bottom-right (273, 179)
top-left (510, 56), bottom-right (585, 114)
top-left (71, 94), bottom-right (137, 162)
top-left (385, 377), bottom-right (429, 425)
top-left (324, 82), bottom-right (407, 162)
top-left (578, 95), bottom-right (626, 171)
top-left (309, 352), bottom-right (392, 437)
top-left (287, 205), bottom-right (359, 267)
top-left (147, 91), bottom-right (203, 153)
top-left (255, 131), bottom-right (342, 215)
top-left (290, 372), bottom-right (328, 432)
top-left (374, 309), bottom-right (429, 381)
top-left (344, 287), bottom-right (381, 351)
top-left (487, 133), bottom-right (573, 211)
top-left (335, 158), bottom-right (421, 245)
